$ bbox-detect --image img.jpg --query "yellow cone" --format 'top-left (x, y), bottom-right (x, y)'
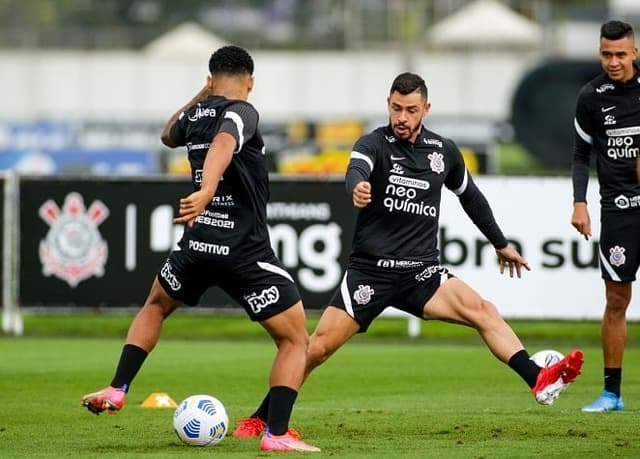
top-left (141, 392), bottom-right (177, 409)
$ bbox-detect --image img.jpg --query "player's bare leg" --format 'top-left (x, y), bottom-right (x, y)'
top-left (423, 277), bottom-right (523, 361)
top-left (582, 280), bottom-right (629, 412)
top-left (258, 301), bottom-right (320, 451)
top-left (260, 302), bottom-right (309, 390)
top-left (82, 277), bottom-right (179, 414)
top-left (125, 278), bottom-right (180, 352)
top-left (306, 306), bottom-right (360, 376)
top-left (602, 280), bottom-right (630, 368)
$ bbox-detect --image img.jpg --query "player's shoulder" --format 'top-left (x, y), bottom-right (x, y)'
top-left (220, 98), bottom-right (259, 117)
top-left (366, 125), bottom-right (393, 141)
top-left (578, 73), bottom-right (610, 99)
top-left (354, 125), bottom-right (393, 149)
top-left (420, 126), bottom-right (457, 151)
top-left (226, 98), bottom-right (257, 111)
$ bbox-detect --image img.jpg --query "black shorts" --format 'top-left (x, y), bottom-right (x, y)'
top-left (599, 212), bottom-right (640, 282)
top-left (328, 259), bottom-right (452, 332)
top-left (156, 249), bottom-right (301, 321)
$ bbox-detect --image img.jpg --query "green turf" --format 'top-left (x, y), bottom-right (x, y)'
top-left (17, 312), bottom-right (640, 345)
top-left (1, 333), bottom-right (638, 458)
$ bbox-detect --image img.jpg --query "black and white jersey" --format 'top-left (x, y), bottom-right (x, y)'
top-left (346, 125), bottom-right (506, 265)
top-left (573, 71), bottom-right (640, 213)
top-left (169, 95), bottom-right (272, 262)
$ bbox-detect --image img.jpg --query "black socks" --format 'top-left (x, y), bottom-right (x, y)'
top-left (266, 386), bottom-right (298, 435)
top-left (110, 343), bottom-right (148, 391)
top-left (508, 349), bottom-right (540, 388)
top-left (252, 393), bottom-right (271, 421)
top-left (604, 367), bottom-right (622, 396)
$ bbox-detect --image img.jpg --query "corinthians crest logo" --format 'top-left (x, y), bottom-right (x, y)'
top-left (608, 245), bottom-right (626, 267)
top-left (427, 152), bottom-right (445, 174)
top-left (39, 192), bottom-right (110, 287)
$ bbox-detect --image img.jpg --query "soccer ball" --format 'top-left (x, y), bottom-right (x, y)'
top-left (173, 394), bottom-right (229, 446)
top-left (530, 349), bottom-right (564, 368)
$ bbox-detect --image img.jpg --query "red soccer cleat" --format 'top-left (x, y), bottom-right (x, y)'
top-left (232, 417), bottom-right (301, 439)
top-left (532, 349), bottom-right (584, 405)
top-left (232, 417), bottom-right (266, 438)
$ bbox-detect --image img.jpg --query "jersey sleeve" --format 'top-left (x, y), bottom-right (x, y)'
top-left (345, 134), bottom-right (377, 193)
top-left (168, 111), bottom-right (188, 147)
top-left (443, 138), bottom-right (467, 192)
top-left (571, 86), bottom-right (593, 203)
top-left (443, 139), bottom-right (508, 249)
top-left (218, 102), bottom-right (259, 153)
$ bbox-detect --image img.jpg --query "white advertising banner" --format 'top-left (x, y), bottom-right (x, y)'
top-left (439, 176), bottom-right (639, 320)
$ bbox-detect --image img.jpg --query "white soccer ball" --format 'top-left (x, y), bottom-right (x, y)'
top-left (173, 394), bottom-right (229, 446)
top-left (530, 349), bottom-right (564, 368)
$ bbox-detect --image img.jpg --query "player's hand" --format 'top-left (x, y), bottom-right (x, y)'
top-left (174, 189), bottom-right (212, 226)
top-left (571, 202), bottom-right (591, 240)
top-left (496, 245), bottom-right (530, 279)
top-left (353, 181), bottom-right (372, 208)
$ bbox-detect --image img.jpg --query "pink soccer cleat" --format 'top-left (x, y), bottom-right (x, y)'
top-left (81, 386), bottom-right (126, 415)
top-left (259, 430), bottom-right (320, 452)
top-left (532, 349), bottom-right (584, 405)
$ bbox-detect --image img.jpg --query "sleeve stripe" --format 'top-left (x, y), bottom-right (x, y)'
top-left (574, 118), bottom-right (593, 145)
top-left (224, 111), bottom-right (244, 153)
top-left (452, 169), bottom-right (469, 196)
top-left (350, 151), bottom-right (374, 171)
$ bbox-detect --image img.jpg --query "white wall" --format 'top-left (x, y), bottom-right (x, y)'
top-left (0, 49), bottom-right (540, 123)
top-left (441, 176), bottom-right (639, 320)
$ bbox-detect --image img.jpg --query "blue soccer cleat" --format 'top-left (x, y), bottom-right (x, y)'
top-left (581, 390), bottom-right (624, 412)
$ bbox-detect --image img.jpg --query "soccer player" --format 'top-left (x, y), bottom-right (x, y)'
top-left (233, 72), bottom-right (584, 438)
top-left (81, 45), bottom-right (319, 452)
top-left (571, 20), bottom-right (640, 412)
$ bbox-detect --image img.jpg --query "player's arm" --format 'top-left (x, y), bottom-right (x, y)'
top-left (173, 133), bottom-right (235, 225)
top-left (345, 137), bottom-right (376, 208)
top-left (174, 103), bottom-right (258, 225)
top-left (160, 84), bottom-right (212, 147)
top-left (571, 94), bottom-right (593, 240)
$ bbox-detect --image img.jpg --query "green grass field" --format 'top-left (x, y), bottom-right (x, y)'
top-left (1, 314), bottom-right (639, 458)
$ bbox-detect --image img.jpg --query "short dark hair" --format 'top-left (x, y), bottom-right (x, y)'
top-left (208, 45), bottom-right (254, 76)
top-left (601, 20), bottom-right (634, 40)
top-left (390, 72), bottom-right (428, 100)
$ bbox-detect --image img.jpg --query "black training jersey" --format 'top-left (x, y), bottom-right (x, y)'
top-left (169, 95), bottom-right (272, 262)
top-left (573, 71), bottom-right (640, 213)
top-left (346, 125), bottom-right (506, 264)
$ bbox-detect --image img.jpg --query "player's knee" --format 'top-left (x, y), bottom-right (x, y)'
top-left (142, 300), bottom-right (175, 320)
top-left (306, 336), bottom-right (331, 370)
top-left (465, 298), bottom-right (501, 326)
top-left (606, 292), bottom-right (630, 312)
top-left (274, 331), bottom-right (309, 351)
